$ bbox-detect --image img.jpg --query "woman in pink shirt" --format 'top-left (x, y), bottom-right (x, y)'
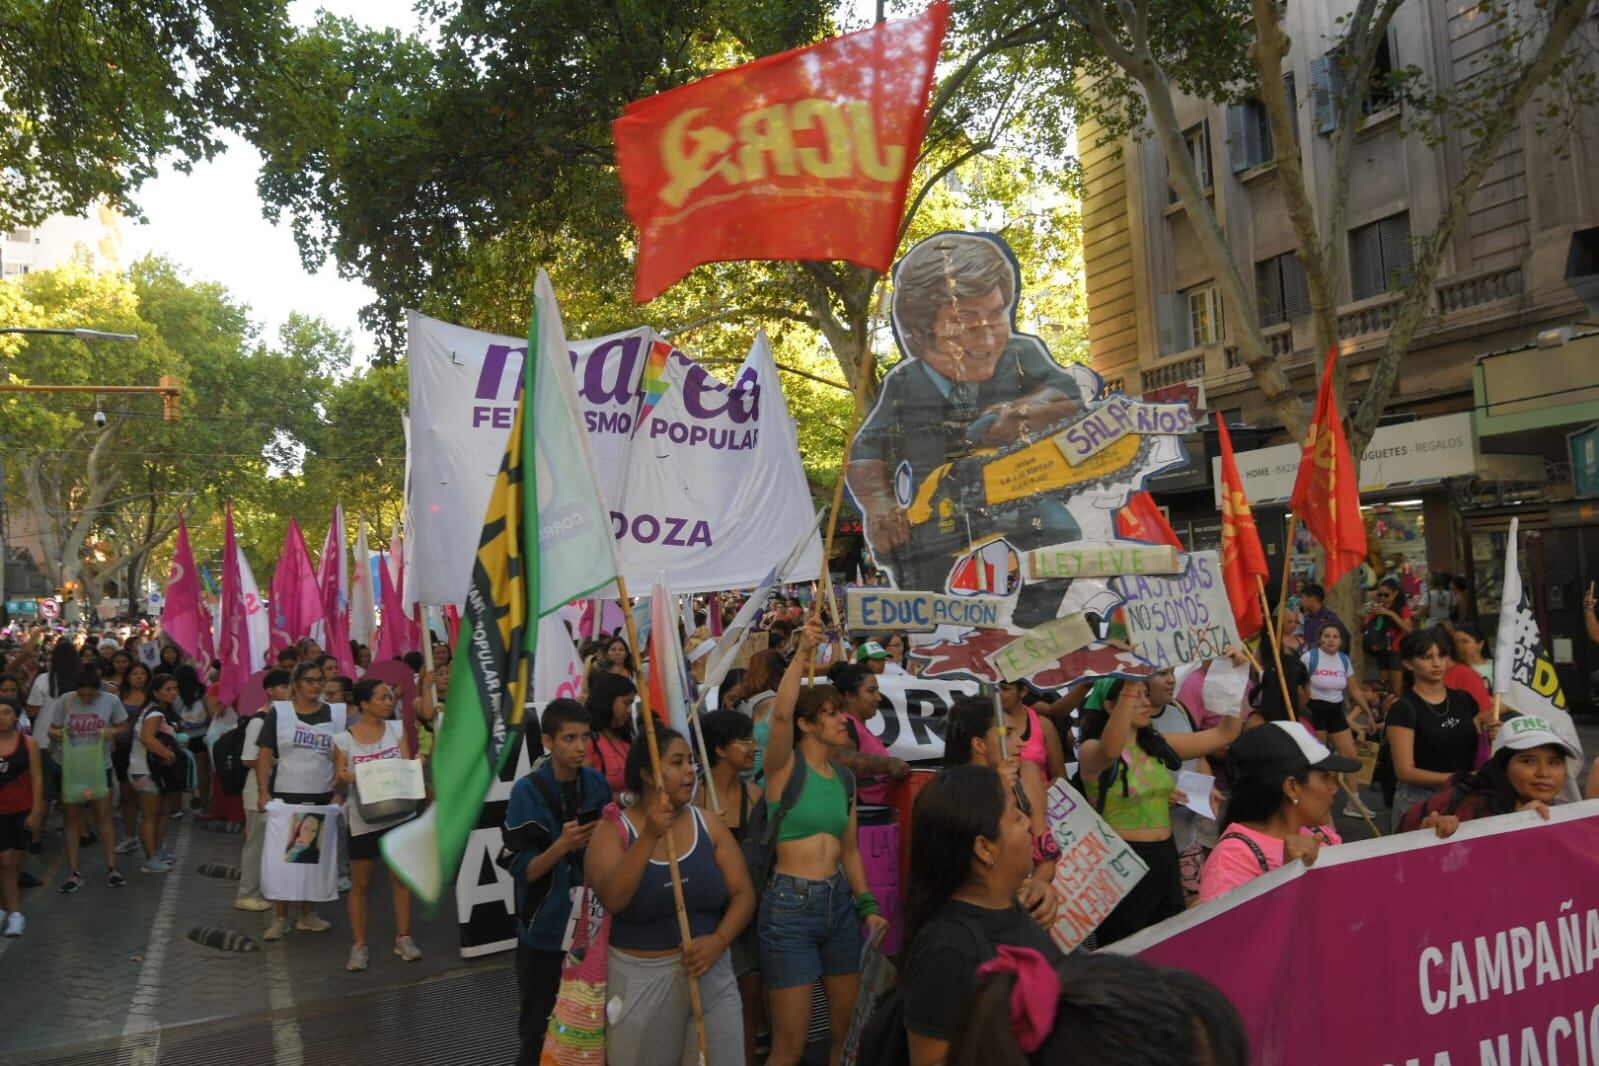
top-left (825, 662), bottom-right (908, 804)
top-left (1198, 722), bottom-right (1356, 903)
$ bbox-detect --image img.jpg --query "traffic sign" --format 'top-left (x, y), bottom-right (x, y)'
top-left (38, 599), bottom-right (59, 620)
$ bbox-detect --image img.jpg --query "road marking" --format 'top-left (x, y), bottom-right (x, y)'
top-left (263, 931), bottom-right (305, 1066)
top-left (122, 818), bottom-right (193, 1064)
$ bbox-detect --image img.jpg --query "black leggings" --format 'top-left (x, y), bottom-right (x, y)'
top-left (516, 943), bottom-right (565, 1066)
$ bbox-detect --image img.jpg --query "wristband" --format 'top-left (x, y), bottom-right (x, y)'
top-left (1031, 831), bottom-right (1060, 865)
top-left (854, 891), bottom-right (880, 919)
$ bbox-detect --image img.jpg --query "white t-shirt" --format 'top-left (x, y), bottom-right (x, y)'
top-left (1301, 650), bottom-right (1354, 704)
top-left (331, 720), bottom-right (407, 836)
top-left (1425, 587), bottom-right (1454, 624)
top-left (26, 673), bottom-right (50, 710)
top-left (260, 801), bottom-right (341, 902)
top-left (242, 716), bottom-right (268, 813)
top-left (56, 691), bottom-right (130, 769)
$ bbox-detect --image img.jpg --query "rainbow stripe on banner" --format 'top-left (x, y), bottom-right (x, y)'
top-left (632, 339), bottom-right (673, 437)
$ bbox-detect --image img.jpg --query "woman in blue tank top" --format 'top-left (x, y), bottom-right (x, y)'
top-left (586, 728), bottom-right (754, 1066)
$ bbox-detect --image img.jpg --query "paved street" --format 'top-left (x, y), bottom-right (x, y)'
top-left (2, 811), bottom-right (517, 1065)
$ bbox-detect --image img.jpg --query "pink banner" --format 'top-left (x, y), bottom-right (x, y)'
top-left (315, 505), bottom-right (356, 679)
top-left (1116, 803), bottom-right (1599, 1065)
top-left (269, 517), bottom-right (325, 654)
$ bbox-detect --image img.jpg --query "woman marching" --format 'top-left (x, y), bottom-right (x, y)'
top-left (333, 679), bottom-right (421, 971)
top-left (1397, 713), bottom-right (1577, 834)
top-left (1299, 622), bottom-right (1377, 818)
top-left (1384, 628), bottom-right (1485, 831)
top-left (585, 672), bottom-right (637, 797)
top-left (1077, 669), bottom-right (1243, 945)
top-left (127, 674), bottom-right (184, 873)
top-left (759, 622), bottom-right (888, 1066)
top-left (584, 727), bottom-right (755, 1065)
top-left (0, 697), bottom-right (45, 935)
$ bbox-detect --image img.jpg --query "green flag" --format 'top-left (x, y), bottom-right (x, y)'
top-left (384, 270), bottom-right (618, 902)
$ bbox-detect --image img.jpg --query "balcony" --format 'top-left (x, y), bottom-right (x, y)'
top-left (1336, 292), bottom-right (1401, 340)
top-left (1436, 265), bottom-right (1523, 315)
top-left (1141, 353), bottom-right (1206, 391)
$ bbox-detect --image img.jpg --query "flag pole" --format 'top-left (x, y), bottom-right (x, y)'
top-left (1275, 512), bottom-right (1299, 652)
top-left (616, 573), bottom-right (710, 1063)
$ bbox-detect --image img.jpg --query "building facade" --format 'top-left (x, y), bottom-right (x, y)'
top-left (1082, 1), bottom-right (1599, 703)
top-left (1, 203), bottom-right (126, 279)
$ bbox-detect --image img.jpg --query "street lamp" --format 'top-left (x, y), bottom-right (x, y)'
top-left (0, 327), bottom-right (139, 342)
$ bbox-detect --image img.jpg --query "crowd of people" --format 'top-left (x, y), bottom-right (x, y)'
top-left (0, 566), bottom-right (1592, 1066)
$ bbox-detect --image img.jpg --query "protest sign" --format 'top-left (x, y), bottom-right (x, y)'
top-left (354, 759), bottom-right (425, 805)
top-left (1025, 540), bottom-right (1182, 581)
top-left (1114, 551), bottom-right (1242, 669)
top-left (844, 588), bottom-right (1008, 632)
top-left (1115, 802), bottom-right (1599, 1066)
top-left (1052, 397), bottom-right (1197, 466)
top-left (407, 314), bottom-right (822, 603)
top-left (1044, 779), bottom-right (1149, 952)
top-left (986, 614), bottom-right (1096, 681)
top-left (1199, 655), bottom-right (1250, 718)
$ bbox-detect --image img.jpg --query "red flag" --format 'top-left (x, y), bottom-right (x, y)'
top-left (613, 3), bottom-right (949, 302)
top-left (1216, 420), bottom-right (1269, 638)
top-left (1117, 491), bottom-right (1184, 550)
top-left (1290, 348), bottom-right (1367, 587)
top-left (217, 505), bottom-right (269, 711)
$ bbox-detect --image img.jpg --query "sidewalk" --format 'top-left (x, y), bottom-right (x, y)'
top-left (1, 808), bottom-right (514, 1061)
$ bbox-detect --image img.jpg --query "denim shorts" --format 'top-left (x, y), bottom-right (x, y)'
top-left (757, 871), bottom-right (862, 990)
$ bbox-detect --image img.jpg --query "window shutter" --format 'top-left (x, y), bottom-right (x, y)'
top-left (1226, 105), bottom-right (1250, 173)
top-left (1349, 225), bottom-right (1378, 301)
top-left (1283, 253), bottom-right (1312, 320)
top-left (1311, 56), bottom-right (1337, 134)
top-left (1283, 73), bottom-right (1300, 146)
top-left (1157, 294), bottom-right (1190, 355)
top-left (1199, 119), bottom-right (1213, 186)
top-left (1256, 259), bottom-right (1284, 327)
top-left (1378, 214), bottom-right (1412, 291)
top-left (1209, 288), bottom-right (1225, 342)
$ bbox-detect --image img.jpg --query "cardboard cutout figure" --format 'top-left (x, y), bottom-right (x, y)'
top-left (845, 231), bottom-right (1196, 683)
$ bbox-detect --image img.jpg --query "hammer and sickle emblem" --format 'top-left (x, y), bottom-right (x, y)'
top-left (659, 107), bottom-right (739, 208)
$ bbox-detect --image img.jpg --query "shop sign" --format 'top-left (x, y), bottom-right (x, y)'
top-left (1213, 413), bottom-right (1476, 506)
top-left (1568, 423), bottom-right (1599, 499)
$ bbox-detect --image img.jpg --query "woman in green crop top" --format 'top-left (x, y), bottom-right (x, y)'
top-left (759, 622), bottom-right (888, 1066)
top-left (1078, 668), bottom-right (1243, 946)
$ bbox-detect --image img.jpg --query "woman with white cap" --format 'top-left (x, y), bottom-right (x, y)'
top-left (1397, 713), bottom-right (1578, 833)
top-left (1198, 721), bottom-right (1359, 903)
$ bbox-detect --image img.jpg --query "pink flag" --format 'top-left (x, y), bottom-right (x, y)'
top-left (161, 516), bottom-right (214, 666)
top-left (315, 505), bottom-right (356, 678)
top-left (217, 504), bottom-right (268, 710)
top-left (374, 551), bottom-right (417, 662)
top-left (269, 518), bottom-right (326, 654)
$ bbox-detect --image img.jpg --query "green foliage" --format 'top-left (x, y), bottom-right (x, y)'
top-left (0, 0), bottom-right (290, 230)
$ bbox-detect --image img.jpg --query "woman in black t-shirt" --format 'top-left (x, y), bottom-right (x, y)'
top-left (901, 764), bottom-right (1063, 1066)
top-left (1385, 628), bottom-right (1482, 831)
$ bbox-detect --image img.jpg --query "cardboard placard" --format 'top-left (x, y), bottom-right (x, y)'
top-left (1025, 540), bottom-right (1182, 581)
top-left (1115, 552), bottom-right (1243, 669)
top-left (844, 588), bottom-right (1008, 632)
top-left (1045, 779), bottom-right (1149, 952)
top-left (986, 614), bottom-right (1097, 681)
top-left (354, 758), bottom-right (426, 804)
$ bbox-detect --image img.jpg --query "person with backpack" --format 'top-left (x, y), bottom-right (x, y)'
top-left (127, 674), bottom-right (184, 873)
top-left (1077, 672), bottom-right (1243, 945)
top-left (1363, 578), bottom-right (1413, 697)
top-left (585, 727), bottom-right (753, 1066)
top-left (227, 671), bottom-right (289, 912)
top-left (501, 698), bottom-right (610, 1065)
top-left (1300, 622), bottom-right (1376, 819)
top-left (1197, 721), bottom-right (1355, 902)
top-left (255, 661), bottom-right (346, 940)
top-left (893, 763), bottom-right (1061, 1066)
top-left (333, 679), bottom-right (421, 972)
top-left (758, 622), bottom-right (888, 1066)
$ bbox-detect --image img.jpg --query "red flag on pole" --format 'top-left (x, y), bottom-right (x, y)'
top-left (1290, 348), bottom-right (1367, 587)
top-left (162, 516), bottom-right (214, 667)
top-left (1117, 491), bottom-right (1185, 550)
top-left (613, 3), bottom-right (949, 303)
top-left (1216, 419), bottom-right (1270, 638)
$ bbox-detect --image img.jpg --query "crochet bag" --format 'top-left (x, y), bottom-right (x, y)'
top-left (540, 803), bottom-right (620, 1065)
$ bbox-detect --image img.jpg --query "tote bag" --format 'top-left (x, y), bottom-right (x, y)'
top-left (61, 734), bottom-right (109, 803)
top-left (540, 804), bottom-right (622, 1066)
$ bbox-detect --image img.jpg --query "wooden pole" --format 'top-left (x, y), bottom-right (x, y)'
top-left (1275, 512), bottom-right (1300, 653)
top-left (615, 574), bottom-right (709, 1064)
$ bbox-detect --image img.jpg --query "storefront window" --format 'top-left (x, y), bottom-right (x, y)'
top-left (1366, 502), bottom-right (1428, 612)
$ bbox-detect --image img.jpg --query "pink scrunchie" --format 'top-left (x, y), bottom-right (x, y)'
top-left (975, 944), bottom-right (1060, 1053)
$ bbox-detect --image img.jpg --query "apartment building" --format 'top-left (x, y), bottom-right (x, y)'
top-left (1, 202), bottom-right (126, 279)
top-left (1081, 1), bottom-right (1599, 703)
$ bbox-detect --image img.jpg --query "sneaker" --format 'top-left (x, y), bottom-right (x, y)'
top-left (296, 913), bottom-right (332, 933)
top-left (114, 837), bottom-right (140, 855)
top-left (234, 896), bottom-right (273, 912)
top-left (346, 943), bottom-right (370, 971)
top-left (1343, 798), bottom-right (1375, 818)
top-left (263, 917), bottom-right (290, 941)
top-left (3, 912), bottom-right (23, 937)
top-left (157, 848), bottom-right (174, 864)
top-left (139, 858), bottom-right (172, 874)
top-left (337, 876), bottom-right (351, 893)
top-left (170, 809), bottom-right (184, 821)
top-left (393, 936), bottom-right (422, 962)
top-left (107, 868), bottom-right (127, 887)
top-left (59, 871), bottom-right (84, 894)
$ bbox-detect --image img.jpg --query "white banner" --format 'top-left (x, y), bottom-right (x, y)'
top-left (407, 312), bottom-right (823, 605)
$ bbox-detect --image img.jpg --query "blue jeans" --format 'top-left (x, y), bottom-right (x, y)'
top-left (758, 871), bottom-right (862, 990)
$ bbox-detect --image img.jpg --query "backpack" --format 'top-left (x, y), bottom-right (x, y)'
top-left (742, 755), bottom-right (856, 893)
top-left (1362, 612), bottom-right (1389, 656)
top-left (213, 718), bottom-right (253, 796)
top-left (1306, 648), bottom-right (1351, 679)
top-left (855, 909), bottom-right (991, 1066)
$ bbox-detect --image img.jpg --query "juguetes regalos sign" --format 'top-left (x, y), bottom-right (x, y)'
top-left (612, 4), bottom-right (949, 302)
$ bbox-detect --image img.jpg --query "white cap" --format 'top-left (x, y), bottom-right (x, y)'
top-left (1492, 714), bottom-right (1578, 759)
